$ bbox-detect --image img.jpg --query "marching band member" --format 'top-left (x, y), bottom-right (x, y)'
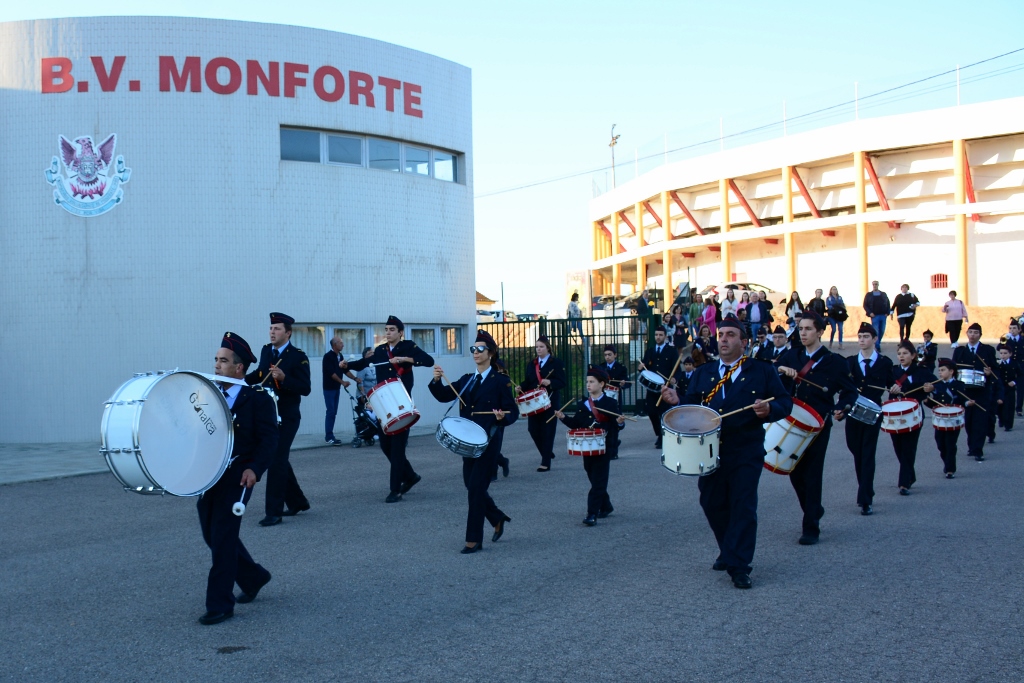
top-left (952, 323), bottom-right (998, 461)
top-left (748, 326), bottom-right (769, 359)
top-left (198, 333), bottom-right (277, 625)
top-left (918, 329), bottom-right (937, 373)
top-left (601, 344), bottom-right (631, 406)
top-left (995, 344), bottom-right (1018, 432)
top-left (886, 341), bottom-right (936, 495)
top-left (678, 357), bottom-right (696, 393)
top-left (429, 331), bottom-right (517, 554)
top-left (345, 315), bottom-right (434, 502)
top-left (845, 322), bottom-right (893, 515)
top-left (517, 336), bottom-right (566, 472)
top-left (659, 319), bottom-right (792, 589)
top-left (1006, 319), bottom-right (1024, 416)
top-left (776, 312), bottom-right (859, 545)
top-left (554, 367), bottom-right (623, 526)
top-left (245, 312), bottom-right (311, 526)
top-left (756, 325), bottom-right (789, 363)
top-left (641, 325), bottom-right (678, 449)
top-left (924, 359), bottom-right (967, 478)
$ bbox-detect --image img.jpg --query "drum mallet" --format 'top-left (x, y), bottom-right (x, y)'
top-left (716, 397), bottom-right (776, 420)
top-left (546, 398), bottom-right (576, 423)
top-left (232, 487), bottom-right (249, 517)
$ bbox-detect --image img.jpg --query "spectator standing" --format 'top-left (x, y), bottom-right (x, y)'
top-left (354, 346), bottom-right (377, 396)
top-left (688, 295), bottom-right (704, 339)
top-left (807, 289), bottom-right (827, 318)
top-left (825, 286), bottom-right (847, 349)
top-left (567, 292), bottom-right (586, 346)
top-left (941, 290), bottom-right (969, 348)
top-left (701, 297), bottom-right (718, 337)
top-left (635, 289), bottom-right (651, 336)
top-left (662, 312), bottom-right (677, 345)
top-left (322, 337), bottom-right (355, 445)
top-left (721, 289), bottom-right (739, 319)
top-left (746, 291), bottom-right (769, 332)
top-left (785, 291), bottom-right (804, 322)
top-left (863, 280), bottom-right (892, 351)
top-left (670, 303), bottom-right (688, 348)
top-left (737, 291), bottom-right (751, 316)
top-left (891, 284), bottom-right (921, 341)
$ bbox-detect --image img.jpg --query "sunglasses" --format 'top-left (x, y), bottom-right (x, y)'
top-left (469, 345), bottom-right (489, 354)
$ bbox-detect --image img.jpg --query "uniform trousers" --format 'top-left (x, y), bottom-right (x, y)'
top-left (647, 398), bottom-right (669, 441)
top-left (889, 429), bottom-right (921, 489)
top-left (380, 430), bottom-right (417, 494)
top-left (789, 419), bottom-right (832, 537)
top-left (265, 416), bottom-right (308, 517)
top-left (698, 454), bottom-right (762, 576)
top-left (197, 467), bottom-right (270, 613)
top-left (844, 418), bottom-right (881, 507)
top-left (964, 402), bottom-right (989, 457)
top-left (463, 440), bottom-right (507, 544)
top-left (1000, 387), bottom-right (1017, 429)
top-left (583, 451), bottom-right (613, 515)
top-left (528, 411), bottom-right (557, 467)
top-left (489, 429), bottom-right (508, 479)
top-left (934, 429), bottom-right (959, 474)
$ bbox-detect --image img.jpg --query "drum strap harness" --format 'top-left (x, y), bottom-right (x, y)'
top-left (703, 357), bottom-right (746, 405)
top-left (387, 345), bottom-right (407, 377)
top-left (895, 368), bottom-right (911, 388)
top-left (534, 359), bottom-right (543, 383)
top-left (587, 398), bottom-right (609, 423)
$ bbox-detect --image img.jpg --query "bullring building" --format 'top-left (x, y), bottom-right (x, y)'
top-left (0, 17), bottom-right (476, 443)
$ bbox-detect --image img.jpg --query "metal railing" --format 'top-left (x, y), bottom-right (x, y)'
top-left (480, 313), bottom-right (666, 413)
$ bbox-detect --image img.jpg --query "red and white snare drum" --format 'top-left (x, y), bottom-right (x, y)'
top-left (931, 405), bottom-right (965, 431)
top-left (763, 399), bottom-right (824, 475)
top-left (516, 387), bottom-right (552, 416)
top-left (366, 378), bottom-right (420, 434)
top-left (880, 399), bottom-right (923, 434)
top-left (567, 428), bottom-right (607, 456)
top-left (603, 385), bottom-right (620, 402)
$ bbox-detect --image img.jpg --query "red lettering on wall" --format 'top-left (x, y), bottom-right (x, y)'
top-left (246, 60), bottom-right (280, 96)
top-left (159, 56), bottom-right (202, 92)
top-left (41, 57), bottom-right (74, 93)
top-left (283, 62), bottom-right (308, 98)
top-left (205, 57), bottom-right (242, 95)
top-left (349, 71), bottom-right (375, 107)
top-left (377, 76), bottom-right (401, 112)
top-left (91, 56), bottom-right (125, 92)
top-left (403, 82), bottom-right (423, 118)
top-left (313, 65), bottom-right (345, 103)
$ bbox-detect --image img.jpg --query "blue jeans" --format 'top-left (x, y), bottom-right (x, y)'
top-left (324, 389), bottom-right (340, 440)
top-left (828, 319), bottom-right (844, 345)
top-left (871, 315), bottom-right (887, 350)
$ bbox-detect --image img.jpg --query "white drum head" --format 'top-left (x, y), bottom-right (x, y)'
top-left (138, 372), bottom-right (233, 496)
top-left (442, 417), bottom-right (488, 446)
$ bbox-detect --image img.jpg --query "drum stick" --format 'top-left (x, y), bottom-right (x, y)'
top-left (258, 361), bottom-right (281, 386)
top-left (795, 375), bottom-right (826, 391)
top-left (956, 390), bottom-right (986, 411)
top-left (440, 372), bottom-right (467, 408)
top-left (471, 411), bottom-right (505, 415)
top-left (866, 384), bottom-right (889, 392)
top-left (716, 397), bottom-right (776, 420)
top-left (901, 384), bottom-right (928, 396)
top-left (546, 398), bottom-right (576, 423)
top-left (656, 354), bottom-right (685, 407)
top-left (593, 406), bottom-right (638, 422)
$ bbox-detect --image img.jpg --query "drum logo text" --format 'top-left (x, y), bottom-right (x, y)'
top-left (44, 133), bottom-right (131, 217)
top-left (190, 392), bottom-right (218, 435)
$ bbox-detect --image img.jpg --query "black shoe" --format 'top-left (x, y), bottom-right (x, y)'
top-left (732, 573), bottom-right (752, 589)
top-left (654, 438), bottom-right (662, 449)
top-left (236, 572), bottom-right (272, 604)
top-left (899, 487), bottom-right (910, 496)
top-left (1006, 428), bottom-right (1012, 432)
top-left (609, 455), bottom-right (619, 460)
top-left (537, 466), bottom-right (550, 472)
top-left (988, 437), bottom-right (995, 444)
top-left (798, 534), bottom-right (819, 545)
top-left (460, 544), bottom-right (481, 554)
top-left (258, 515), bottom-right (282, 527)
top-left (616, 439), bottom-right (622, 448)
top-left (399, 474), bottom-right (421, 494)
top-left (282, 502), bottom-right (310, 516)
top-left (385, 492), bottom-right (403, 503)
top-left (597, 505), bottom-right (614, 519)
top-left (712, 559), bottom-right (727, 571)
top-left (501, 459), bottom-right (510, 478)
top-left (198, 610), bottom-right (233, 625)
top-left (325, 437), bottom-right (337, 445)
top-left (1017, 411), bottom-right (1022, 417)
top-left (946, 472), bottom-right (955, 479)
top-left (583, 514), bottom-right (597, 526)
top-left (976, 456), bottom-right (985, 462)
top-left (861, 505), bottom-right (873, 516)
top-left (492, 517), bottom-right (510, 542)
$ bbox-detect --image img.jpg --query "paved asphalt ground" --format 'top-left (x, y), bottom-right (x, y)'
top-left (2, 412), bottom-right (1023, 682)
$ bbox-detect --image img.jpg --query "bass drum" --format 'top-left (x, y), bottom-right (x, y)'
top-left (100, 371), bottom-right (234, 496)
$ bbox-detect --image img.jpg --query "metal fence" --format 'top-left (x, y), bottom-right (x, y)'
top-left (480, 314), bottom-right (664, 413)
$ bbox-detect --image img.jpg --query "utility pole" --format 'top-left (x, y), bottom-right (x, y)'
top-left (609, 125), bottom-right (620, 188)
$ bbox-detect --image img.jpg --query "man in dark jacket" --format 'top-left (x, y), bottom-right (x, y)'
top-left (862, 281), bottom-right (891, 351)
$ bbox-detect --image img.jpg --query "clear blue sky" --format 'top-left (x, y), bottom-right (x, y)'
top-left (6, 1), bottom-right (1024, 314)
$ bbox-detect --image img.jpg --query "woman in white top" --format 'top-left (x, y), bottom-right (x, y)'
top-left (785, 291), bottom-right (804, 321)
top-left (720, 289), bottom-right (738, 319)
top-left (941, 290), bottom-right (969, 346)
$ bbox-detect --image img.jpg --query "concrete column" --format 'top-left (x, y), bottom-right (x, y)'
top-left (635, 202), bottom-right (646, 247)
top-left (720, 178), bottom-right (731, 282)
top-left (661, 191), bottom-right (673, 299)
top-left (612, 212), bottom-right (621, 297)
top-left (953, 139), bottom-right (970, 304)
top-left (636, 255), bottom-right (645, 294)
top-left (854, 151), bottom-right (868, 298)
top-left (782, 165), bottom-right (796, 294)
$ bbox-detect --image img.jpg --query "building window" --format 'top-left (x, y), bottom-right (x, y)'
top-left (280, 128), bottom-right (321, 162)
top-left (404, 146), bottom-right (430, 176)
top-left (441, 326), bottom-right (463, 355)
top-left (931, 273), bottom-right (948, 289)
top-left (368, 138), bottom-right (401, 172)
top-left (327, 135), bottom-right (362, 165)
top-left (434, 151), bottom-right (457, 182)
top-left (332, 327), bottom-right (367, 356)
top-left (410, 328), bottom-right (436, 353)
top-left (291, 326), bottom-right (325, 355)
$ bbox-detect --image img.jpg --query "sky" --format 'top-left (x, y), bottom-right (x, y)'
top-left (5, 1), bottom-right (1024, 316)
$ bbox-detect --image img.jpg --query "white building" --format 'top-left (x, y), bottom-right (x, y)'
top-left (0, 17), bottom-right (476, 443)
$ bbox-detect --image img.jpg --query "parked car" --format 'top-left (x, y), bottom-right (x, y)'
top-left (515, 313), bottom-right (546, 321)
top-left (697, 282), bottom-right (784, 305)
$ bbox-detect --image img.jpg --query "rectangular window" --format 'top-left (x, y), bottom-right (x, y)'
top-left (280, 128), bottom-right (321, 162)
top-left (404, 146), bottom-right (430, 176)
top-left (931, 273), bottom-right (948, 289)
top-left (291, 326), bottom-right (325, 355)
top-left (434, 151), bottom-right (457, 182)
top-left (411, 328), bottom-right (436, 353)
top-left (372, 325), bottom-right (388, 347)
top-left (327, 135), bottom-right (362, 165)
top-left (441, 326), bottom-right (463, 355)
top-left (368, 138), bottom-right (400, 172)
top-left (332, 328), bottom-right (367, 357)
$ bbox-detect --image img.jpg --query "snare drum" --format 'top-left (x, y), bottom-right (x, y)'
top-left (515, 387), bottom-right (552, 417)
top-left (603, 385), bottom-right (621, 402)
top-left (958, 369), bottom-right (986, 387)
top-left (638, 370), bottom-right (665, 393)
top-left (880, 399), bottom-right (923, 434)
top-left (660, 405), bottom-right (721, 476)
top-left (366, 378), bottom-right (421, 434)
top-left (931, 405), bottom-right (965, 431)
top-left (435, 417), bottom-right (490, 458)
top-left (100, 371), bottom-right (234, 496)
top-left (567, 428), bottom-right (607, 456)
top-left (848, 395), bottom-right (883, 425)
top-left (763, 399), bottom-right (824, 475)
